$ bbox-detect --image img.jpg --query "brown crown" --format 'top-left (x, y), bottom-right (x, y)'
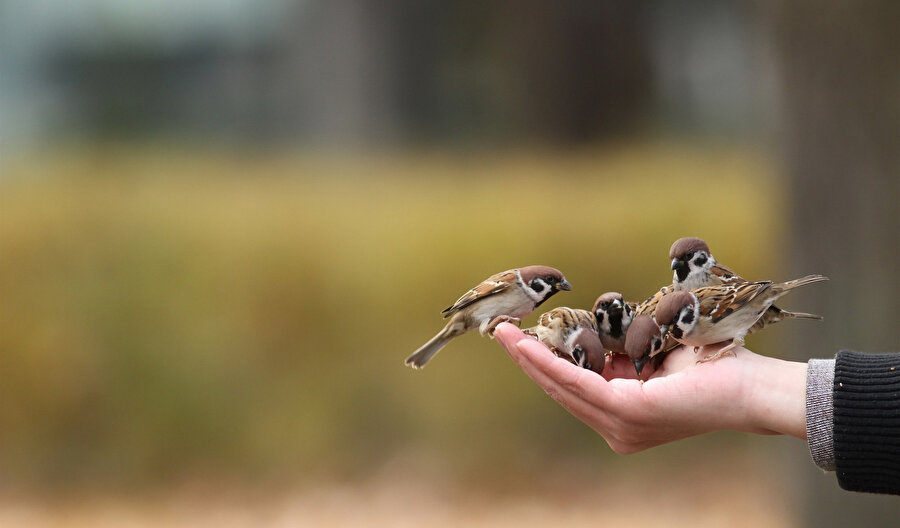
top-left (624, 315), bottom-right (661, 359)
top-left (669, 237), bottom-right (711, 260)
top-left (592, 292), bottom-right (623, 312)
top-left (518, 265), bottom-right (566, 283)
top-left (654, 291), bottom-right (696, 325)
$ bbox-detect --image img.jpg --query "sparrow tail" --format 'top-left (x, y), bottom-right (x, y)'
top-left (775, 274), bottom-right (829, 293)
top-left (405, 320), bottom-right (465, 369)
top-left (779, 310), bottom-right (824, 321)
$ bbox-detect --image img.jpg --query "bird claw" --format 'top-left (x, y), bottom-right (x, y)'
top-left (486, 315), bottom-right (521, 336)
top-left (696, 343), bottom-right (737, 364)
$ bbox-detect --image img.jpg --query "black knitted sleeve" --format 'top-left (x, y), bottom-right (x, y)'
top-left (833, 350), bottom-right (900, 495)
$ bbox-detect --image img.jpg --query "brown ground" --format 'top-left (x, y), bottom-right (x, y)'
top-left (0, 454), bottom-right (795, 528)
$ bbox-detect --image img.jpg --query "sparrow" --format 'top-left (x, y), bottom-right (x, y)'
top-left (524, 307), bottom-right (605, 374)
top-left (668, 237), bottom-right (824, 332)
top-left (654, 274), bottom-right (828, 363)
top-left (405, 266), bottom-right (572, 369)
top-left (623, 314), bottom-right (667, 376)
top-left (592, 292), bottom-right (635, 355)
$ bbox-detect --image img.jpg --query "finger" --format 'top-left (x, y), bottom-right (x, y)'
top-left (493, 322), bottom-right (530, 356)
top-left (508, 339), bottom-right (618, 433)
top-left (513, 336), bottom-right (615, 409)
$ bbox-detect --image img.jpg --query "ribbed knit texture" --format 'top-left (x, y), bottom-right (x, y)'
top-left (833, 350), bottom-right (900, 495)
top-left (807, 359), bottom-right (836, 471)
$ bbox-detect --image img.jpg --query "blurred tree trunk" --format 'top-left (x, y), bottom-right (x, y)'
top-left (496, 0), bottom-right (651, 143)
top-left (764, 1), bottom-right (900, 525)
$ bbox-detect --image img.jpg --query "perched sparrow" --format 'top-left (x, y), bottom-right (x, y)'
top-left (669, 236), bottom-right (824, 331)
top-left (405, 266), bottom-right (572, 369)
top-left (592, 292), bottom-right (635, 355)
top-left (654, 274), bottom-right (828, 363)
top-left (524, 307), bottom-right (604, 374)
top-left (623, 314), bottom-right (667, 376)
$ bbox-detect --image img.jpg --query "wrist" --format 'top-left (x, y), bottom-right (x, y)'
top-left (744, 355), bottom-right (808, 439)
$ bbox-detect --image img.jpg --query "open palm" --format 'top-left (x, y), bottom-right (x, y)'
top-left (493, 323), bottom-right (807, 453)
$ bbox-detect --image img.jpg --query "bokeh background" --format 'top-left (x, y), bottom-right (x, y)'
top-left (0, 1), bottom-right (897, 526)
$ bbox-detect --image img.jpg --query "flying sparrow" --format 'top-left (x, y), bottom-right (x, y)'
top-left (405, 266), bottom-right (572, 369)
top-left (668, 236), bottom-right (824, 331)
top-left (654, 274), bottom-right (828, 363)
top-left (623, 314), bottom-right (667, 376)
top-left (524, 307), bottom-right (605, 374)
top-left (592, 292), bottom-right (635, 355)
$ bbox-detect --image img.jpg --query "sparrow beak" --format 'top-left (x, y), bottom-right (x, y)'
top-left (670, 258), bottom-right (682, 271)
top-left (659, 325), bottom-right (670, 339)
top-left (556, 279), bottom-right (572, 291)
top-left (632, 357), bottom-right (648, 376)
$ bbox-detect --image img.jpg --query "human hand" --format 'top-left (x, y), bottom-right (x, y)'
top-left (493, 323), bottom-right (807, 454)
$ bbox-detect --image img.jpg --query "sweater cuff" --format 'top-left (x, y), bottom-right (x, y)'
top-left (834, 350), bottom-right (900, 494)
top-left (806, 358), bottom-right (836, 471)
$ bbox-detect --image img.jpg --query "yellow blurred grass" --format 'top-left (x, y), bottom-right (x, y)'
top-left (0, 143), bottom-right (783, 487)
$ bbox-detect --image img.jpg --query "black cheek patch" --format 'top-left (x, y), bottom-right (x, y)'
top-left (694, 255), bottom-right (708, 267)
top-left (681, 310), bottom-right (694, 324)
top-left (572, 347), bottom-right (585, 364)
top-left (531, 280), bottom-right (545, 293)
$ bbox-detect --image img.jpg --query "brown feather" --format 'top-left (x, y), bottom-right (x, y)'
top-left (669, 237), bottom-right (711, 260)
top-left (441, 269), bottom-right (515, 317)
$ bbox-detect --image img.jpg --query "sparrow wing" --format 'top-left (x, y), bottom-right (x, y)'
top-left (536, 307), bottom-right (596, 330)
top-left (635, 285), bottom-right (671, 316)
top-left (441, 269), bottom-right (516, 317)
top-left (697, 281), bottom-right (772, 323)
top-left (711, 263), bottom-right (743, 283)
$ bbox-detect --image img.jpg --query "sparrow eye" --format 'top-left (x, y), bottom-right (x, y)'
top-left (684, 251), bottom-right (694, 261)
top-left (545, 276), bottom-right (557, 284)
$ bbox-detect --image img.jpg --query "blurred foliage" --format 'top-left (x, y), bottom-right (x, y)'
top-left (0, 142), bottom-right (783, 489)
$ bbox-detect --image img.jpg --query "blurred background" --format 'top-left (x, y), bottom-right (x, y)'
top-left (0, 1), bottom-right (897, 526)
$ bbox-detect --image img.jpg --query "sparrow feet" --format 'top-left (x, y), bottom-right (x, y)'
top-left (486, 315), bottom-right (521, 336)
top-left (696, 342), bottom-right (738, 364)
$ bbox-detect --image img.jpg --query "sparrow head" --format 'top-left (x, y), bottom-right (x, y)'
top-left (624, 314), bottom-right (664, 376)
top-left (654, 290), bottom-right (698, 340)
top-left (592, 291), bottom-right (624, 318)
top-left (519, 266), bottom-right (572, 303)
top-left (592, 291), bottom-right (633, 338)
top-left (669, 237), bottom-right (714, 285)
top-left (568, 328), bottom-right (605, 375)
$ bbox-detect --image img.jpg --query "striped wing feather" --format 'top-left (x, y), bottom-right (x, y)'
top-left (635, 285), bottom-right (671, 316)
top-left (698, 281), bottom-right (772, 322)
top-left (441, 269), bottom-right (515, 317)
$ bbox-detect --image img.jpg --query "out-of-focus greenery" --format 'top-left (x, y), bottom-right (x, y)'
top-left (0, 143), bottom-right (782, 488)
